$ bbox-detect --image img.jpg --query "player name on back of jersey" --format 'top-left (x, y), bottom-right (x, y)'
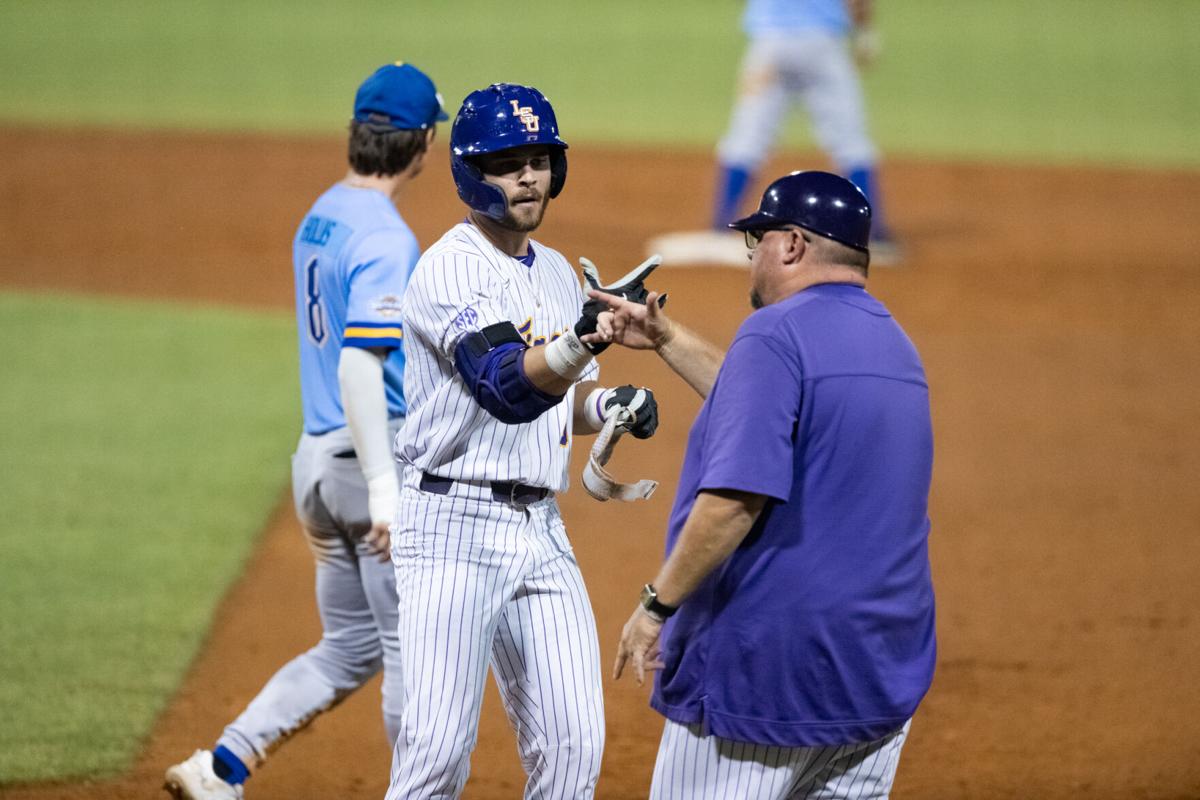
top-left (300, 215), bottom-right (339, 247)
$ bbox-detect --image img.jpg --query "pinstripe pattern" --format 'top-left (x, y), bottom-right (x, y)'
top-left (386, 485), bottom-right (604, 799)
top-left (386, 220), bottom-right (604, 799)
top-left (395, 222), bottom-right (598, 493)
top-left (650, 719), bottom-right (910, 800)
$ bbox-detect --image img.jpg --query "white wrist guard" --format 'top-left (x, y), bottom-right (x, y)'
top-left (366, 470), bottom-right (400, 528)
top-left (582, 387), bottom-right (614, 432)
top-left (543, 328), bottom-right (594, 380)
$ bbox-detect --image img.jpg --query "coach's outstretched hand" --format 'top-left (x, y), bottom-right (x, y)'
top-left (585, 290), bottom-right (725, 401)
top-left (583, 290), bottom-right (673, 352)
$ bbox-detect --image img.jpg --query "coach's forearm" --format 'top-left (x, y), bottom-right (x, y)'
top-left (656, 323), bottom-right (725, 400)
top-left (650, 489), bottom-right (767, 608)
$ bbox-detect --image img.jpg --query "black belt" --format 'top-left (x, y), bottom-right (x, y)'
top-left (419, 472), bottom-right (550, 506)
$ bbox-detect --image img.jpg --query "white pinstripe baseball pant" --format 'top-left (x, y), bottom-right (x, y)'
top-left (650, 719), bottom-right (910, 800)
top-left (386, 481), bottom-right (605, 799)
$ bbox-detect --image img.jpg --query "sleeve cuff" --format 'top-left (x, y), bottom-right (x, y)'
top-left (343, 321), bottom-right (403, 349)
top-left (698, 474), bottom-right (791, 504)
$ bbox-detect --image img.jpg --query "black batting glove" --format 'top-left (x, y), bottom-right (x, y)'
top-left (574, 255), bottom-right (666, 354)
top-left (605, 385), bottom-right (659, 439)
top-left (574, 295), bottom-right (612, 354)
top-left (581, 254), bottom-right (662, 304)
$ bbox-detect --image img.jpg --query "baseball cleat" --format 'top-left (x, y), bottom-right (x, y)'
top-left (646, 230), bottom-right (750, 268)
top-left (163, 750), bottom-right (244, 800)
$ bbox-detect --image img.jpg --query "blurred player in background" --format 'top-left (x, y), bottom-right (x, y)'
top-left (652, 0), bottom-right (901, 266)
top-left (164, 62), bottom-right (446, 800)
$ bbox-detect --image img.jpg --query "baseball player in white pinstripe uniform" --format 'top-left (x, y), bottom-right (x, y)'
top-left (384, 84), bottom-right (661, 800)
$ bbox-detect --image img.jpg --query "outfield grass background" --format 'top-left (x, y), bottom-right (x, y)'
top-left (0, 0), bottom-right (1196, 784)
top-left (0, 0), bottom-right (1197, 167)
top-left (0, 294), bottom-right (297, 781)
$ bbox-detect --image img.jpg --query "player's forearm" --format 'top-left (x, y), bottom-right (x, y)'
top-left (656, 323), bottom-right (724, 399)
top-left (338, 346), bottom-right (399, 523)
top-left (572, 380), bottom-right (601, 431)
top-left (650, 489), bottom-right (767, 608)
top-left (522, 344), bottom-right (583, 396)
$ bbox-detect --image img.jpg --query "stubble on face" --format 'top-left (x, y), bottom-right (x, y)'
top-left (748, 244), bottom-right (771, 309)
top-left (500, 192), bottom-right (549, 232)
top-left (475, 145), bottom-right (553, 233)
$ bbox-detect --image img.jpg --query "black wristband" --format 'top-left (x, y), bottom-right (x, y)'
top-left (640, 583), bottom-right (678, 619)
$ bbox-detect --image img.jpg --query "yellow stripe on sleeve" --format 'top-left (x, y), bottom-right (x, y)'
top-left (344, 326), bottom-right (403, 340)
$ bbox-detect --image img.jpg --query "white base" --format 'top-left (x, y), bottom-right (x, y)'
top-left (646, 230), bottom-right (750, 268)
top-left (648, 230), bottom-right (906, 269)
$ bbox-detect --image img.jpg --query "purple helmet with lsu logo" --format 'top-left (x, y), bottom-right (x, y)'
top-left (450, 83), bottom-right (569, 220)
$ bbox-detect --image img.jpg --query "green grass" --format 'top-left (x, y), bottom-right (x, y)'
top-left (0, 292), bottom-right (297, 782)
top-left (870, 0), bottom-right (1200, 167)
top-left (0, 0), bottom-right (1196, 167)
top-left (0, 0), bottom-right (1196, 784)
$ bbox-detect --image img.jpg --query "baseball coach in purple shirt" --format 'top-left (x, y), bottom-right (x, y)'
top-left (585, 170), bottom-right (936, 799)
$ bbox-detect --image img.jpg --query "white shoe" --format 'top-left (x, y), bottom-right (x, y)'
top-left (164, 750), bottom-right (244, 800)
top-left (646, 230), bottom-right (751, 268)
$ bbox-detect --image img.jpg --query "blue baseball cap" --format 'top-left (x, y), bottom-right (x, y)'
top-left (353, 62), bottom-right (449, 130)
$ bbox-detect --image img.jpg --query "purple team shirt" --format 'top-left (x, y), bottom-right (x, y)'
top-left (651, 283), bottom-right (936, 748)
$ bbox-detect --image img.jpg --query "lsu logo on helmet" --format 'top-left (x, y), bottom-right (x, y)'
top-left (510, 100), bottom-right (539, 132)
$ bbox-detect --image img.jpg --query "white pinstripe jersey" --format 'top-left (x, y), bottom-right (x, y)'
top-left (395, 221), bottom-right (598, 492)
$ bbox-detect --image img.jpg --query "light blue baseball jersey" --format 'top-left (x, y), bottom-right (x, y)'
top-left (293, 183), bottom-right (420, 435)
top-left (742, 0), bottom-right (850, 36)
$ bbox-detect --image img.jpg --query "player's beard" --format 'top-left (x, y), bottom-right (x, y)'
top-left (750, 288), bottom-right (765, 309)
top-left (499, 193), bottom-right (549, 232)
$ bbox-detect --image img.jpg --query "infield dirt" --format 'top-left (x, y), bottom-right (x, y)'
top-left (2, 127), bottom-right (1199, 799)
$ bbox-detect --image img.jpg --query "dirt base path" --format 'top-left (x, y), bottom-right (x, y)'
top-left (2, 128), bottom-right (1199, 799)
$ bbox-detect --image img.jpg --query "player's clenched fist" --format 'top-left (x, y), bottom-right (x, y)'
top-left (602, 385), bottom-right (659, 439)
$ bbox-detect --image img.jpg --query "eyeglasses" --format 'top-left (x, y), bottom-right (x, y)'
top-left (743, 226), bottom-right (801, 250)
top-left (743, 227), bottom-right (784, 250)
